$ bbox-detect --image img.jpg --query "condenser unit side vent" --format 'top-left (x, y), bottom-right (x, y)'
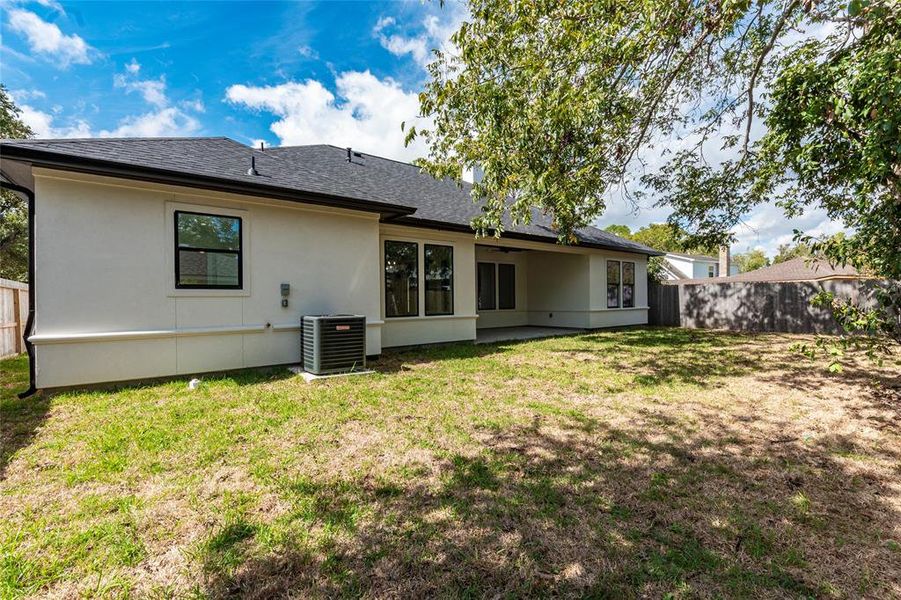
top-left (301, 315), bottom-right (366, 375)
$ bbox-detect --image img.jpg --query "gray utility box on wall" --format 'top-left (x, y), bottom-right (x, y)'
top-left (301, 315), bottom-right (367, 375)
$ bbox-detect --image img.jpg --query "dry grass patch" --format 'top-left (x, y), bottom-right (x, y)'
top-left (1, 328), bottom-right (899, 598)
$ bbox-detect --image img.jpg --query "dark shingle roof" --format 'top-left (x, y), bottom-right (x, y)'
top-left (671, 257), bottom-right (864, 284)
top-left (0, 137), bottom-right (661, 255)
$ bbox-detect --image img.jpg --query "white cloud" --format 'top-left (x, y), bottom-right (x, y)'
top-left (374, 17), bottom-right (430, 66)
top-left (8, 88), bottom-right (46, 102)
top-left (125, 58), bottom-right (141, 74)
top-left (99, 108), bottom-right (200, 138)
top-left (297, 45), bottom-right (318, 59)
top-left (7, 9), bottom-right (94, 67)
top-left (114, 73), bottom-right (168, 108)
top-left (19, 104), bottom-right (92, 138)
top-left (373, 5), bottom-right (465, 69)
top-left (225, 70), bottom-right (429, 162)
top-left (180, 98), bottom-right (205, 113)
top-left (19, 103), bottom-right (200, 139)
top-left (34, 0), bottom-right (65, 15)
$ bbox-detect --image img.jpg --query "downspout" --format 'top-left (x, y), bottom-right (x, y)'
top-left (0, 180), bottom-right (37, 398)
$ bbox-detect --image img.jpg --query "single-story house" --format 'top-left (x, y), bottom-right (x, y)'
top-left (664, 256), bottom-right (865, 285)
top-left (661, 251), bottom-right (739, 280)
top-left (0, 137), bottom-right (660, 391)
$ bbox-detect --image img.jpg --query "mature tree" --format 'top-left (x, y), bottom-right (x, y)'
top-left (0, 85), bottom-right (33, 282)
top-left (633, 223), bottom-right (718, 255)
top-left (412, 0), bottom-right (900, 358)
top-left (733, 248), bottom-right (770, 272)
top-left (603, 222), bottom-right (719, 280)
top-left (772, 242), bottom-right (814, 264)
top-left (602, 224), bottom-right (632, 239)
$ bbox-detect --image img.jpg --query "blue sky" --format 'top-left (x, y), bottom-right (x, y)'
top-left (1, 0), bottom-right (843, 256)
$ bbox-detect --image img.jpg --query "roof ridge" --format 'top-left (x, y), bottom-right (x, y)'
top-left (272, 143), bottom-right (432, 171)
top-left (1, 136), bottom-right (231, 143)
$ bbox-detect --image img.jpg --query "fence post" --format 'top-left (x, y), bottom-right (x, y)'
top-left (0, 278), bottom-right (29, 358)
top-left (13, 287), bottom-right (22, 354)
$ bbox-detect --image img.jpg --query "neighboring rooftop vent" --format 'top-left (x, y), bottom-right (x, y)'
top-left (247, 155), bottom-right (259, 176)
top-left (301, 315), bottom-right (366, 375)
top-left (346, 147), bottom-right (365, 164)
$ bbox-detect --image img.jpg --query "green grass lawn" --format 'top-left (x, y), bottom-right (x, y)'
top-left (1, 328), bottom-right (899, 598)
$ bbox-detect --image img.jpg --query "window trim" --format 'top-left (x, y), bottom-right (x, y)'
top-left (424, 243), bottom-right (454, 316)
top-left (384, 240), bottom-right (419, 318)
top-left (174, 210), bottom-right (243, 290)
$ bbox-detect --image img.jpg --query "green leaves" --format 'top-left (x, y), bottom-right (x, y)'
top-left (415, 0), bottom-right (899, 358)
top-left (0, 85), bottom-right (33, 282)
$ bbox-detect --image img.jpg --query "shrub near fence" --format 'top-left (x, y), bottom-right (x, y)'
top-left (0, 278), bottom-right (28, 358)
top-left (648, 279), bottom-right (880, 334)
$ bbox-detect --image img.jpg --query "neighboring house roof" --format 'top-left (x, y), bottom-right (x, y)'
top-left (668, 257), bottom-right (864, 284)
top-left (659, 260), bottom-right (690, 280)
top-left (665, 252), bottom-right (719, 262)
top-left (0, 137), bottom-right (662, 256)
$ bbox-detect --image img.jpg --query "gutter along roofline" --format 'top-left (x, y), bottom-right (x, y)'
top-left (1, 142), bottom-right (663, 257)
top-left (388, 216), bottom-right (666, 257)
top-left (0, 144), bottom-right (417, 220)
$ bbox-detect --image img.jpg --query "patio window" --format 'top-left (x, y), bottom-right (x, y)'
top-left (623, 261), bottom-right (635, 308)
top-left (708, 264), bottom-right (716, 277)
top-left (498, 263), bottom-right (515, 310)
top-left (175, 210), bottom-right (242, 289)
top-left (425, 244), bottom-right (454, 316)
top-left (385, 241), bottom-right (418, 317)
top-left (477, 262), bottom-right (496, 310)
top-left (607, 260), bottom-right (621, 308)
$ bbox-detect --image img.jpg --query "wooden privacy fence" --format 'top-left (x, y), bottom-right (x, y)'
top-left (648, 279), bottom-right (880, 334)
top-left (1, 278), bottom-right (28, 358)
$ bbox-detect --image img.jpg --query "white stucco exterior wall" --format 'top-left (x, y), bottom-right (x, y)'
top-left (379, 224), bottom-right (478, 347)
top-left (474, 246), bottom-right (529, 329)
top-left (32, 170), bottom-right (382, 388)
top-left (28, 168), bottom-right (653, 388)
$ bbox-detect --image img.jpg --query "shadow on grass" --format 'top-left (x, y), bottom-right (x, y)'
top-left (0, 354), bottom-right (49, 479)
top-left (550, 328), bottom-right (765, 387)
top-left (197, 394), bottom-right (900, 598)
top-left (373, 327), bottom-right (751, 382)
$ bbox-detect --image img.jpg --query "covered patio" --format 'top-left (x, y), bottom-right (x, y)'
top-left (474, 325), bottom-right (585, 345)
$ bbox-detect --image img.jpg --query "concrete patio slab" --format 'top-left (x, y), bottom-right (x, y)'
top-left (475, 326), bottom-right (585, 345)
top-left (287, 365), bottom-right (374, 382)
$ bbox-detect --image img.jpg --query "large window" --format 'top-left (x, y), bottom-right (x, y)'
top-left (175, 211), bottom-right (242, 289)
top-left (478, 262), bottom-right (516, 311)
top-left (477, 262), bottom-right (496, 310)
top-left (607, 260), bottom-right (621, 308)
top-left (425, 244), bottom-right (454, 316)
top-left (498, 263), bottom-right (516, 310)
top-left (622, 261), bottom-right (635, 308)
top-left (385, 241), bottom-right (419, 317)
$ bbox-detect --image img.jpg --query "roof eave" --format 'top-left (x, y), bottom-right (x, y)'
top-left (0, 144), bottom-right (416, 219)
top-left (390, 216), bottom-right (665, 256)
